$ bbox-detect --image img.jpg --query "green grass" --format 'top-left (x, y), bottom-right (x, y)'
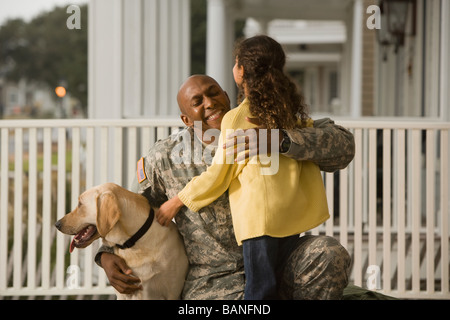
top-left (8, 150), bottom-right (73, 172)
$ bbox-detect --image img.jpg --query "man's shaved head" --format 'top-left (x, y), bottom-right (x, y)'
top-left (177, 75), bottom-right (231, 135)
top-left (177, 75), bottom-right (220, 111)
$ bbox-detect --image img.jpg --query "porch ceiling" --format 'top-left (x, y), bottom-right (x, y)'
top-left (233, 0), bottom-right (354, 21)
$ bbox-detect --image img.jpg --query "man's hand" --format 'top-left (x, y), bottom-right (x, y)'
top-left (101, 252), bottom-right (142, 294)
top-left (223, 117), bottom-right (282, 162)
top-left (156, 195), bottom-right (184, 227)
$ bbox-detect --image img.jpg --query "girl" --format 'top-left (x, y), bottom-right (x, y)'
top-left (157, 35), bottom-right (329, 299)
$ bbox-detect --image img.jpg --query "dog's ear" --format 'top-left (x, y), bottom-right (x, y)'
top-left (96, 191), bottom-right (121, 237)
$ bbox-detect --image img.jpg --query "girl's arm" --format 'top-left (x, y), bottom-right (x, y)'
top-left (178, 131), bottom-right (240, 210)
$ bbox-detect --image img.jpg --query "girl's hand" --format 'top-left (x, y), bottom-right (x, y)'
top-left (223, 117), bottom-right (281, 162)
top-left (156, 196), bottom-right (184, 227)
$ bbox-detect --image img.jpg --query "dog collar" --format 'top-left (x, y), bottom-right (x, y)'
top-left (115, 208), bottom-right (154, 250)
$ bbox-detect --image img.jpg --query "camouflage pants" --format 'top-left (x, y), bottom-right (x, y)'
top-left (277, 235), bottom-right (351, 300)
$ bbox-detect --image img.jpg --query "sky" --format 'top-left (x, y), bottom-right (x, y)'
top-left (0, 0), bottom-right (87, 27)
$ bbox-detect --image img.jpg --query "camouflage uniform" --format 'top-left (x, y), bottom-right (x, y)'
top-left (96, 118), bottom-right (353, 300)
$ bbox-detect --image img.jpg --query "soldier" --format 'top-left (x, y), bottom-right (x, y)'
top-left (96, 75), bottom-right (354, 299)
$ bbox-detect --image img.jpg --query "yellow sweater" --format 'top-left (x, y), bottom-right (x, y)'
top-left (178, 99), bottom-right (330, 245)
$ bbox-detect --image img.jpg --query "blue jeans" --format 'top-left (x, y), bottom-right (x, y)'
top-left (242, 235), bottom-right (300, 300)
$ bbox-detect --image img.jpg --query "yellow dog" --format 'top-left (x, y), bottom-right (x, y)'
top-left (55, 183), bottom-right (188, 300)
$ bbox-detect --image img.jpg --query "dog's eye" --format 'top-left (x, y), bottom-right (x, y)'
top-left (77, 201), bottom-right (82, 208)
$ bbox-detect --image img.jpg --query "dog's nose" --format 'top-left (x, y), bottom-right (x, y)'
top-left (55, 220), bottom-right (62, 230)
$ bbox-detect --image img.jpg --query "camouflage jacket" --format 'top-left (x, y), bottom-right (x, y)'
top-left (96, 118), bottom-right (355, 300)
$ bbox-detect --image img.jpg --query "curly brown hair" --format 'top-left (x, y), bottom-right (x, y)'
top-left (234, 35), bottom-right (309, 129)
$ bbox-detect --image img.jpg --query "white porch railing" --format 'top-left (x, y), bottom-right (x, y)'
top-left (0, 118), bottom-right (449, 300)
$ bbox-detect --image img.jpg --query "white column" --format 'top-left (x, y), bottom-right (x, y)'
top-left (206, 0), bottom-right (233, 93)
top-left (122, 0), bottom-right (143, 118)
top-left (88, 0), bottom-right (123, 119)
top-left (144, 0), bottom-right (159, 118)
top-left (89, 0), bottom-right (190, 119)
top-left (350, 0), bottom-right (363, 118)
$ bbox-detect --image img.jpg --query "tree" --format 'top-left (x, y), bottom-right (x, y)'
top-left (0, 5), bottom-right (88, 115)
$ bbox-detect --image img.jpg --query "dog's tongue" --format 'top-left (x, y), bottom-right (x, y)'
top-left (69, 228), bottom-right (84, 253)
top-left (69, 225), bottom-right (97, 253)
top-left (70, 237), bottom-right (77, 253)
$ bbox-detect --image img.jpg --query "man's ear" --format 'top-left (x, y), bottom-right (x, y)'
top-left (180, 114), bottom-right (193, 128)
top-left (96, 191), bottom-right (121, 237)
